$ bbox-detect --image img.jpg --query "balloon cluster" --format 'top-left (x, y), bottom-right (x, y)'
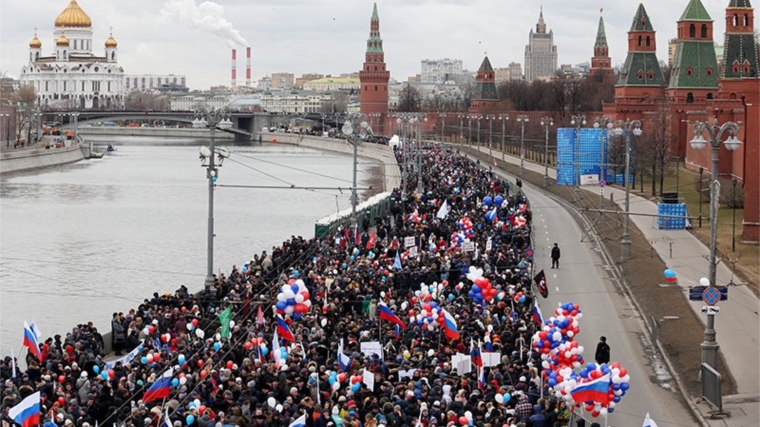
top-left (513, 290), bottom-right (526, 304)
top-left (663, 268), bottom-right (677, 283)
top-left (409, 301), bottom-right (443, 332)
top-left (139, 351), bottom-right (162, 365)
top-left (483, 195), bottom-right (505, 207)
top-left (457, 410), bottom-right (476, 426)
top-left (324, 371), bottom-right (364, 393)
top-left (466, 267), bottom-right (496, 305)
top-left (485, 208), bottom-right (498, 224)
top-left (457, 217), bottom-right (475, 239)
top-left (275, 279), bottom-right (312, 320)
top-left (532, 302), bottom-right (631, 418)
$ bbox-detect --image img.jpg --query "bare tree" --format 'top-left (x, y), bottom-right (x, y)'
top-left (125, 91), bottom-right (169, 111)
top-left (12, 84), bottom-right (38, 144)
top-left (640, 108), bottom-right (673, 196)
top-left (397, 85), bottom-right (422, 112)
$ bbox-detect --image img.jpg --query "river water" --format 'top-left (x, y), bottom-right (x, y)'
top-left (0, 137), bottom-right (373, 357)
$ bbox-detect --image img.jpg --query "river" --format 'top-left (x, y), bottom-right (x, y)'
top-left (0, 136), bottom-right (374, 357)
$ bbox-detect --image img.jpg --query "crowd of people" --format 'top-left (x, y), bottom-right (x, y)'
top-left (1, 146), bottom-right (572, 427)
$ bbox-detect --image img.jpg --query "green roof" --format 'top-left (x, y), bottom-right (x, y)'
top-left (668, 41), bottom-right (719, 88)
top-left (679, 0), bottom-right (712, 21)
top-left (630, 3), bottom-right (654, 32)
top-left (595, 14), bottom-right (608, 48)
top-left (617, 52), bottom-right (666, 86)
top-left (722, 34), bottom-right (759, 78)
top-left (372, 2), bottom-right (378, 21)
top-left (478, 56), bottom-right (494, 72)
top-left (473, 81), bottom-right (499, 101)
top-left (728, 0), bottom-right (752, 7)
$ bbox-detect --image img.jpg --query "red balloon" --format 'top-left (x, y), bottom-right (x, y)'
top-left (197, 360), bottom-right (204, 368)
top-left (408, 310), bottom-right (415, 317)
top-left (226, 360), bottom-right (234, 369)
top-left (58, 397), bottom-right (65, 406)
top-left (148, 326), bottom-right (155, 334)
top-left (272, 138), bottom-right (277, 143)
top-left (244, 342), bottom-right (253, 351)
top-left (200, 370), bottom-right (208, 379)
top-left (459, 417), bottom-right (468, 426)
top-left (619, 368), bottom-right (628, 377)
top-left (58, 375), bottom-right (65, 384)
top-left (66, 345), bottom-right (74, 354)
top-left (192, 319), bottom-right (199, 327)
top-left (153, 354), bottom-right (161, 362)
top-left (322, 306), bottom-right (328, 314)
top-left (199, 405), bottom-right (206, 415)
top-left (108, 370), bottom-right (115, 379)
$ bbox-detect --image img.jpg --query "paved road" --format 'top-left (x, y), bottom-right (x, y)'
top-left (482, 159), bottom-right (695, 426)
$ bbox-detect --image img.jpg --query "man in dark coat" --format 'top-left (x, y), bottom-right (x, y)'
top-left (595, 336), bottom-right (611, 364)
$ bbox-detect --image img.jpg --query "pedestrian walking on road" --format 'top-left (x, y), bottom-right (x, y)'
top-left (551, 243), bottom-right (561, 269)
top-left (595, 336), bottom-right (611, 364)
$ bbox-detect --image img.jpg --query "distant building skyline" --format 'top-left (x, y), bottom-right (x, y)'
top-left (524, 8), bottom-right (559, 82)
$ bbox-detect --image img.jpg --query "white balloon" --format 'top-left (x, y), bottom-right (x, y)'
top-left (295, 294), bottom-right (305, 304)
top-left (487, 325), bottom-right (493, 332)
top-left (277, 294), bottom-right (287, 302)
top-left (401, 302), bottom-right (408, 310)
top-left (332, 382), bottom-right (340, 391)
top-left (179, 377), bottom-right (187, 385)
top-left (194, 399), bottom-right (201, 408)
top-left (285, 306), bottom-right (295, 315)
top-left (229, 320), bottom-right (235, 328)
top-left (215, 333), bottom-right (221, 341)
top-left (267, 397), bottom-right (276, 408)
top-left (196, 329), bottom-right (205, 339)
top-left (427, 349), bottom-right (435, 357)
top-left (320, 318), bottom-right (328, 327)
top-left (465, 411), bottom-right (473, 421)
top-left (700, 277), bottom-right (710, 287)
top-left (276, 404), bottom-right (283, 413)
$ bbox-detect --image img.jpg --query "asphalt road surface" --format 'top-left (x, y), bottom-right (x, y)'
top-left (494, 166), bottom-right (696, 427)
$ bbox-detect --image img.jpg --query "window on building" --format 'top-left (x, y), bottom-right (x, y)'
top-left (648, 71), bottom-right (655, 80)
top-left (686, 67), bottom-right (693, 76)
top-left (63, 81), bottom-right (67, 91)
top-left (646, 36), bottom-right (651, 47)
top-left (690, 24), bottom-right (696, 38)
top-left (637, 70), bottom-right (644, 79)
top-left (375, 85), bottom-right (378, 91)
top-left (81, 81), bottom-right (85, 91)
top-left (686, 93), bottom-right (694, 103)
top-left (706, 93), bottom-right (713, 100)
top-left (706, 67), bottom-right (713, 76)
top-left (701, 24), bottom-right (708, 38)
top-left (744, 14), bottom-right (749, 26)
top-left (638, 36), bottom-right (642, 47)
top-left (733, 14), bottom-right (739, 26)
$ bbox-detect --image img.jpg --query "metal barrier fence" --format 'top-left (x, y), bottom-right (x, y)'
top-left (314, 192), bottom-right (394, 239)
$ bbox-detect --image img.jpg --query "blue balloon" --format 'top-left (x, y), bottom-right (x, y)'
top-left (172, 378), bottom-right (179, 387)
top-left (350, 256), bottom-right (355, 262)
top-left (293, 313), bottom-right (302, 321)
top-left (495, 195), bottom-right (504, 206)
top-left (101, 371), bottom-right (108, 380)
top-left (213, 342), bottom-right (221, 352)
top-left (351, 383), bottom-right (361, 392)
top-left (472, 285), bottom-right (481, 293)
top-left (186, 415), bottom-right (195, 425)
top-left (141, 357), bottom-right (148, 364)
top-left (261, 347), bottom-right (269, 356)
top-left (281, 348), bottom-right (288, 359)
top-left (93, 365), bottom-right (100, 374)
top-left (483, 196), bottom-right (493, 206)
top-left (287, 298), bottom-right (296, 306)
top-left (291, 284), bottom-right (300, 293)
top-left (621, 382), bottom-right (630, 391)
top-left (293, 270), bottom-right (300, 277)
top-left (503, 393), bottom-right (511, 403)
top-left (178, 355), bottom-right (186, 364)
top-left (329, 377), bottom-right (336, 385)
top-left (342, 263), bottom-right (347, 269)
top-left (276, 301), bottom-right (287, 311)
top-left (519, 295), bottom-right (526, 303)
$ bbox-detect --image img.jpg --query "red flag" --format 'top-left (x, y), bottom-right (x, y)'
top-left (366, 232), bottom-right (377, 250)
top-left (256, 306), bottom-right (265, 326)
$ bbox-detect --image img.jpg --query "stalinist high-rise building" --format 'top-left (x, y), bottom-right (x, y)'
top-left (524, 7), bottom-right (558, 82)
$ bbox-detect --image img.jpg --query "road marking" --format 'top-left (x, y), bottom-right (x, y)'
top-left (553, 274), bottom-right (557, 279)
top-left (556, 287), bottom-right (560, 292)
top-left (545, 231), bottom-right (549, 234)
top-left (546, 238), bottom-right (550, 241)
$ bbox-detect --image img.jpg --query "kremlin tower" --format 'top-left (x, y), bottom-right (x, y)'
top-left (359, 2), bottom-right (390, 135)
top-left (589, 10), bottom-right (614, 81)
top-left (468, 56), bottom-right (500, 114)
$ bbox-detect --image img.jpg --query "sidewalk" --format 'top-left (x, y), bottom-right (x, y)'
top-left (465, 145), bottom-right (759, 424)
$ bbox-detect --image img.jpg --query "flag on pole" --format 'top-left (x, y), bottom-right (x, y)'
top-left (272, 329), bottom-right (282, 367)
top-left (483, 333), bottom-right (493, 353)
top-left (478, 365), bottom-right (486, 390)
top-left (393, 251), bottom-right (402, 270)
top-left (570, 374), bottom-right (611, 405)
top-left (162, 409), bottom-right (172, 427)
top-left (354, 224), bottom-right (360, 246)
top-left (378, 303), bottom-right (406, 329)
top-left (142, 370), bottom-right (173, 404)
top-left (276, 316), bottom-right (296, 343)
top-left (366, 232), bottom-right (377, 249)
top-left (470, 339), bottom-right (482, 368)
top-left (256, 306), bottom-right (265, 326)
top-left (436, 200), bottom-right (450, 219)
top-left (11, 348), bottom-right (16, 379)
top-left (642, 413), bottom-right (659, 427)
top-left (23, 321), bottom-right (42, 360)
top-left (8, 391), bottom-right (40, 427)
top-left (534, 269), bottom-right (549, 298)
top-left (440, 309), bottom-right (460, 340)
top-left (29, 321), bottom-right (42, 343)
top-left (289, 414), bottom-right (307, 427)
top-left (532, 304), bottom-right (544, 325)
top-left (337, 340), bottom-right (351, 371)
top-left (218, 306), bottom-right (233, 339)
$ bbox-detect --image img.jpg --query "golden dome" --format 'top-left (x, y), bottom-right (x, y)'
top-left (54, 0), bottom-right (92, 28)
top-left (105, 34), bottom-right (117, 48)
top-left (29, 35), bottom-right (42, 48)
top-left (56, 33), bottom-right (70, 46)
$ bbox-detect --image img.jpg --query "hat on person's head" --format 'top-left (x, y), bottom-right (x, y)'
top-left (600, 336), bottom-right (606, 342)
top-left (338, 396), bottom-right (346, 403)
top-left (64, 420), bottom-right (74, 426)
top-left (519, 376), bottom-right (526, 382)
top-left (347, 400), bottom-right (356, 408)
top-left (57, 414), bottom-right (65, 421)
top-left (80, 372), bottom-right (88, 378)
top-left (348, 411), bottom-right (357, 417)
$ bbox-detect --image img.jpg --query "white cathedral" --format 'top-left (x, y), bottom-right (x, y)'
top-left (20, 0), bottom-right (125, 109)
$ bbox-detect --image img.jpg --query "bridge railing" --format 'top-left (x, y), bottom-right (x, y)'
top-left (314, 192), bottom-right (393, 239)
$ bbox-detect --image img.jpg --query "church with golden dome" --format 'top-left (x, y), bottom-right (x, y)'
top-left (19, 0), bottom-right (124, 109)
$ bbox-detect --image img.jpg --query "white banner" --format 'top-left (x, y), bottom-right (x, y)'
top-left (462, 241), bottom-right (476, 252)
top-left (482, 352), bottom-right (502, 367)
top-left (404, 236), bottom-right (416, 248)
top-left (360, 341), bottom-right (383, 359)
top-left (363, 369), bottom-right (375, 391)
top-left (105, 343), bottom-right (144, 370)
top-left (398, 368), bottom-right (417, 381)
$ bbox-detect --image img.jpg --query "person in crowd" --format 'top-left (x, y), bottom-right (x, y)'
top-left (551, 243), bottom-right (561, 269)
top-left (595, 336), bottom-right (611, 364)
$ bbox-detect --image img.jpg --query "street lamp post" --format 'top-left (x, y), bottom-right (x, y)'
top-left (485, 114), bottom-right (494, 159)
top-left (613, 119), bottom-right (643, 262)
top-left (476, 115), bottom-right (482, 148)
top-left (594, 117), bottom-right (614, 210)
top-left (1, 113), bottom-right (10, 148)
top-left (342, 113), bottom-right (371, 230)
top-left (416, 116), bottom-right (427, 194)
top-left (517, 115), bottom-right (529, 177)
top-left (570, 115), bottom-right (587, 200)
top-left (732, 178), bottom-right (737, 252)
top-left (458, 114), bottom-right (464, 147)
top-left (440, 113), bottom-right (446, 143)
top-left (540, 117), bottom-right (553, 188)
top-left (193, 108), bottom-right (233, 287)
top-left (467, 115), bottom-right (473, 146)
top-left (499, 114), bottom-right (508, 162)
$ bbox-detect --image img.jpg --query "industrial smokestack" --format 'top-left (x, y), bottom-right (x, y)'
top-left (231, 48), bottom-right (237, 88)
top-left (245, 47), bottom-right (251, 87)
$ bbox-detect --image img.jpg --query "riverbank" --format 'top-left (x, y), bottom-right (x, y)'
top-left (0, 143), bottom-right (86, 175)
top-left (77, 126), bottom-right (235, 140)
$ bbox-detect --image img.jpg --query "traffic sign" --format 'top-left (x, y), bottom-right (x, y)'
top-left (525, 248), bottom-right (534, 258)
top-left (718, 287), bottom-right (728, 301)
top-left (599, 180), bottom-right (606, 188)
top-left (702, 306), bottom-right (720, 315)
top-left (703, 287), bottom-right (721, 305)
top-left (689, 286), bottom-right (707, 301)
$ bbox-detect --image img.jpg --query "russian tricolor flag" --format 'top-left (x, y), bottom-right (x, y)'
top-left (8, 391), bottom-right (40, 427)
top-left (478, 366), bottom-right (486, 391)
top-left (378, 303), bottom-right (406, 329)
top-left (337, 340), bottom-right (351, 371)
top-left (142, 373), bottom-right (173, 404)
top-left (484, 333), bottom-right (493, 352)
top-left (276, 315), bottom-right (296, 343)
top-left (23, 321), bottom-right (41, 360)
top-left (470, 339), bottom-right (482, 368)
top-left (532, 304), bottom-right (544, 325)
top-left (441, 309), bottom-right (460, 340)
top-left (570, 374), bottom-right (611, 405)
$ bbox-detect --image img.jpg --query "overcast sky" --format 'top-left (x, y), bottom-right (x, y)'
top-left (0, 0), bottom-right (737, 90)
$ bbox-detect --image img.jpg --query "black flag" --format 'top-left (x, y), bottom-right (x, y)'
top-left (534, 269), bottom-right (549, 298)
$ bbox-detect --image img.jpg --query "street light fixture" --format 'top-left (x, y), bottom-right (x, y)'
top-left (194, 107), bottom-right (233, 287)
top-left (499, 114), bottom-right (509, 162)
top-left (342, 112), bottom-right (371, 230)
top-left (540, 117), bottom-right (553, 188)
top-left (517, 115), bottom-right (529, 177)
top-left (594, 117), bottom-right (614, 210)
top-left (689, 118), bottom-right (741, 372)
top-left (612, 119), bottom-right (643, 262)
top-left (486, 114), bottom-right (495, 159)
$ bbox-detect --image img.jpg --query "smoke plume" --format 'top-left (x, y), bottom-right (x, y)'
top-left (160, 0), bottom-right (248, 47)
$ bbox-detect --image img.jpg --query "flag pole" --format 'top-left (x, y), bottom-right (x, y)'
top-left (11, 348), bottom-right (16, 378)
